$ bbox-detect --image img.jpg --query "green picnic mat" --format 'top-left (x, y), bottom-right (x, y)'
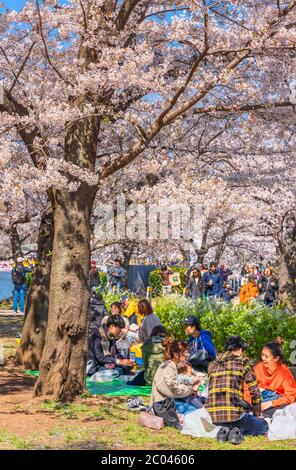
top-left (25, 370), bottom-right (152, 397)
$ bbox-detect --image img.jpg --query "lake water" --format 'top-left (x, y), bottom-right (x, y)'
top-left (0, 271), bottom-right (13, 300)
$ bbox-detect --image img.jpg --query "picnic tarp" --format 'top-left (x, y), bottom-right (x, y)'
top-left (25, 370), bottom-right (152, 397)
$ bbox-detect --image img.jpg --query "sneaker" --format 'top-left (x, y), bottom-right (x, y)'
top-left (228, 427), bottom-right (244, 445)
top-left (127, 398), bottom-right (146, 411)
top-left (216, 426), bottom-right (230, 442)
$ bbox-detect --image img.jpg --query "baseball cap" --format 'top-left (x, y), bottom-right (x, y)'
top-left (16, 257), bottom-right (24, 263)
top-left (90, 260), bottom-right (96, 266)
top-left (120, 295), bottom-right (129, 303)
top-left (183, 315), bottom-right (201, 329)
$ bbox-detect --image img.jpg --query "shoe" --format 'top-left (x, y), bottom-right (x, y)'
top-left (228, 427), bottom-right (244, 445)
top-left (216, 426), bottom-right (230, 442)
top-left (127, 398), bottom-right (145, 411)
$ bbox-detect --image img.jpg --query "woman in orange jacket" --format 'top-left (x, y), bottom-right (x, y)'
top-left (244, 341), bottom-right (296, 418)
top-left (239, 275), bottom-right (259, 305)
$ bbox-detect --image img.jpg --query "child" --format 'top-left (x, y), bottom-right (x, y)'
top-left (177, 362), bottom-right (195, 386)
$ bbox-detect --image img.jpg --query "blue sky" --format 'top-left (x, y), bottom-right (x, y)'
top-left (3, 0), bottom-right (25, 10)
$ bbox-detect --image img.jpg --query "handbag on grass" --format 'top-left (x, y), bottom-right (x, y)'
top-left (137, 411), bottom-right (164, 430)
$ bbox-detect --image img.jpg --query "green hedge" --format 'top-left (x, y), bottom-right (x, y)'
top-left (154, 295), bottom-right (296, 363)
top-left (148, 267), bottom-right (187, 297)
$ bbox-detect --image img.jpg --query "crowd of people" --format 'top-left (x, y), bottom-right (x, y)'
top-left (86, 287), bottom-right (296, 443)
top-left (185, 261), bottom-right (279, 307)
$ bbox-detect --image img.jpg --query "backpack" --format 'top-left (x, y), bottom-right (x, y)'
top-left (12, 268), bottom-right (26, 285)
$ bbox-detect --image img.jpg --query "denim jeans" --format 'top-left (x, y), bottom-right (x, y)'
top-left (109, 280), bottom-right (122, 294)
top-left (219, 414), bottom-right (268, 436)
top-left (13, 284), bottom-right (26, 313)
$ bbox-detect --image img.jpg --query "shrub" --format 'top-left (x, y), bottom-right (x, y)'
top-left (154, 295), bottom-right (296, 363)
top-left (99, 271), bottom-right (108, 288)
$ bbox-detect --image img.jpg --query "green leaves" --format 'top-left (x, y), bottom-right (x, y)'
top-left (154, 296), bottom-right (296, 363)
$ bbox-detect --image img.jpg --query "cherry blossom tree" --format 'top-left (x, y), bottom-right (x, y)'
top-left (0, 0), bottom-right (295, 399)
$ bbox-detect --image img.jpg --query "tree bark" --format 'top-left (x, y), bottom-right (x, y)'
top-left (15, 209), bottom-right (54, 369)
top-left (10, 223), bottom-right (23, 259)
top-left (277, 226), bottom-right (296, 312)
top-left (33, 114), bottom-right (99, 400)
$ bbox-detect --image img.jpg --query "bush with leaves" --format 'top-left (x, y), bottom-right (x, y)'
top-left (148, 267), bottom-right (187, 297)
top-left (154, 295), bottom-right (296, 363)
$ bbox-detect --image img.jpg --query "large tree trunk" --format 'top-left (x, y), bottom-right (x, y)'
top-left (33, 113), bottom-right (99, 401)
top-left (34, 186), bottom-right (95, 400)
top-left (15, 209), bottom-right (54, 369)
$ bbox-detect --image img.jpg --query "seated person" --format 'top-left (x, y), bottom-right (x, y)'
top-left (206, 336), bottom-right (268, 437)
top-left (89, 291), bottom-right (109, 333)
top-left (244, 341), bottom-right (296, 418)
top-left (220, 282), bottom-right (236, 302)
top-left (101, 302), bottom-right (131, 357)
top-left (87, 315), bottom-right (135, 376)
top-left (239, 275), bottom-right (259, 305)
top-left (150, 338), bottom-right (200, 407)
top-left (128, 325), bottom-right (168, 386)
top-left (121, 295), bottom-right (143, 326)
top-left (138, 299), bottom-right (163, 343)
top-left (184, 315), bottom-right (216, 372)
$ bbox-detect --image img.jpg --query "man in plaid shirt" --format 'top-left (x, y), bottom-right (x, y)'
top-left (206, 336), bottom-right (268, 436)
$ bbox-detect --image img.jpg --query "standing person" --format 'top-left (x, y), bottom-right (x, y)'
top-left (89, 260), bottom-right (101, 292)
top-left (107, 259), bottom-right (125, 293)
top-left (206, 336), bottom-right (268, 442)
top-left (244, 341), bottom-right (296, 418)
top-left (186, 268), bottom-right (205, 299)
top-left (239, 275), bottom-right (259, 306)
top-left (183, 316), bottom-right (216, 372)
top-left (11, 257), bottom-right (30, 314)
top-left (160, 265), bottom-right (173, 295)
top-left (219, 263), bottom-right (233, 284)
top-left (138, 299), bottom-right (163, 343)
top-left (258, 267), bottom-right (279, 306)
top-left (202, 261), bottom-right (223, 298)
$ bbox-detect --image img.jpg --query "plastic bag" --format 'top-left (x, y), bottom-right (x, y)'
top-left (268, 403), bottom-right (296, 440)
top-left (181, 408), bottom-right (221, 438)
top-left (88, 369), bottom-right (120, 382)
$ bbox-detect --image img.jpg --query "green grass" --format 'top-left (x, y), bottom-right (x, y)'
top-left (0, 430), bottom-right (33, 450)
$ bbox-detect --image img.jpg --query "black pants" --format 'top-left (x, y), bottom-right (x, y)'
top-left (262, 404), bottom-right (287, 419)
top-left (127, 370), bottom-right (147, 386)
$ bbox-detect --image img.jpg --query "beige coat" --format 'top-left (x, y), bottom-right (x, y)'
top-left (150, 360), bottom-right (193, 405)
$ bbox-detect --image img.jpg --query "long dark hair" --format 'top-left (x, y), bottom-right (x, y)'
top-left (138, 299), bottom-right (153, 317)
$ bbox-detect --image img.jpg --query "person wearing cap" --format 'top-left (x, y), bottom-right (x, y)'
top-left (89, 259), bottom-right (101, 292)
top-left (202, 261), bottom-right (223, 298)
top-left (11, 257), bottom-right (31, 314)
top-left (184, 315), bottom-right (216, 372)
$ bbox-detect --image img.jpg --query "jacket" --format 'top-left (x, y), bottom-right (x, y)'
top-left (219, 268), bottom-right (233, 283)
top-left (244, 362), bottom-right (296, 408)
top-left (202, 271), bottom-right (223, 296)
top-left (206, 352), bottom-right (262, 424)
top-left (258, 275), bottom-right (279, 302)
top-left (141, 335), bottom-right (165, 385)
top-left (188, 330), bottom-right (216, 360)
top-left (187, 277), bottom-right (205, 298)
top-left (150, 360), bottom-right (193, 405)
top-left (239, 282), bottom-right (259, 305)
top-left (138, 314), bottom-right (163, 343)
top-left (89, 298), bottom-right (109, 333)
top-left (87, 325), bottom-right (123, 375)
